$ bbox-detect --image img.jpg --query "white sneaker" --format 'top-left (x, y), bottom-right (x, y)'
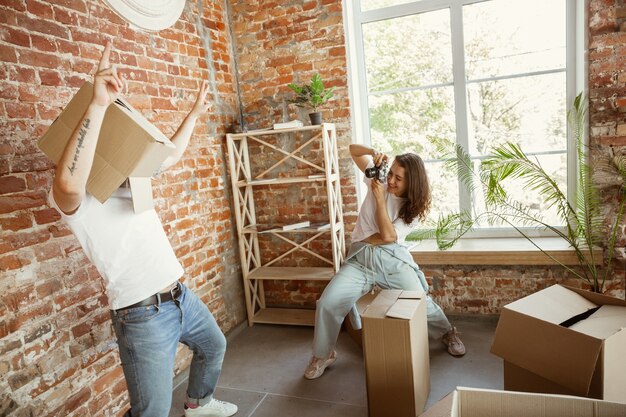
top-left (184, 398), bottom-right (238, 417)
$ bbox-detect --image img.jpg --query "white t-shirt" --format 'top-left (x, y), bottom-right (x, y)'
top-left (49, 187), bottom-right (184, 310)
top-left (351, 164), bottom-right (420, 244)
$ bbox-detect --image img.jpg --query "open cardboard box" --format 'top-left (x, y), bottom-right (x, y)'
top-left (419, 387), bottom-right (626, 417)
top-left (362, 289), bottom-right (430, 417)
top-left (38, 82), bottom-right (175, 212)
top-left (490, 284), bottom-right (626, 402)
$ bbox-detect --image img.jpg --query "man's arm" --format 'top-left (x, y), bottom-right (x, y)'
top-left (52, 42), bottom-right (125, 214)
top-left (160, 80), bottom-right (211, 171)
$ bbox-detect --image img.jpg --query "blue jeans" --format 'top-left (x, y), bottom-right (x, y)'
top-left (111, 282), bottom-right (226, 417)
top-left (313, 243), bottom-right (452, 358)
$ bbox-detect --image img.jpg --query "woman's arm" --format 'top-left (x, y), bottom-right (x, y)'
top-left (349, 144), bottom-right (386, 173)
top-left (371, 179), bottom-right (397, 243)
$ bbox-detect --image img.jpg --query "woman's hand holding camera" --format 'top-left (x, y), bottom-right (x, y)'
top-left (372, 150), bottom-right (388, 169)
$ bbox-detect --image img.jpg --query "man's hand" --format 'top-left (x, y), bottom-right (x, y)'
top-left (189, 80), bottom-right (210, 118)
top-left (92, 42), bottom-right (125, 108)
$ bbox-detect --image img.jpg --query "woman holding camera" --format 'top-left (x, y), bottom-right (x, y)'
top-left (304, 144), bottom-right (465, 380)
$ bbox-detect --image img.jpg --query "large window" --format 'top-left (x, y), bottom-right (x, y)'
top-left (347, 0), bottom-right (583, 235)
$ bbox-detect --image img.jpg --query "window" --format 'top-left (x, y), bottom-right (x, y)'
top-left (346, 0), bottom-right (583, 236)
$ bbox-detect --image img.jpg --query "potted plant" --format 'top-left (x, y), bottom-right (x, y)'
top-left (287, 73), bottom-right (334, 125)
top-left (411, 94), bottom-right (626, 293)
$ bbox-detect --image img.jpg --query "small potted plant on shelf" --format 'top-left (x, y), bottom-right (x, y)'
top-left (288, 73), bottom-right (334, 125)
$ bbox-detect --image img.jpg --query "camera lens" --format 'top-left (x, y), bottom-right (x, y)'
top-left (364, 167), bottom-right (377, 178)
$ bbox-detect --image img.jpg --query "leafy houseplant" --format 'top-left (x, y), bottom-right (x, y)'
top-left (413, 94), bottom-right (626, 293)
top-left (287, 73), bottom-right (334, 125)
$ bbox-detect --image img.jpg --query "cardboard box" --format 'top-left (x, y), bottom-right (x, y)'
top-left (38, 82), bottom-right (175, 212)
top-left (490, 284), bottom-right (626, 402)
top-left (419, 387), bottom-right (626, 417)
top-left (362, 289), bottom-right (430, 417)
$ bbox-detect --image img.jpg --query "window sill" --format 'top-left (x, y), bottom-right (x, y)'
top-left (409, 237), bottom-right (603, 266)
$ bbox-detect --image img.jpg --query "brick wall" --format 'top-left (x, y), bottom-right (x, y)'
top-left (0, 1), bottom-right (244, 416)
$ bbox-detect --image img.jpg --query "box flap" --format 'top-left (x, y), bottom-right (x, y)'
top-left (505, 285), bottom-right (598, 324)
top-left (491, 307), bottom-right (603, 396)
top-left (38, 82), bottom-right (93, 164)
top-left (569, 305), bottom-right (626, 339)
top-left (399, 289), bottom-right (425, 299)
top-left (386, 299), bottom-right (421, 320)
top-left (113, 95), bottom-right (172, 145)
top-left (362, 290), bottom-right (423, 321)
top-left (564, 285), bottom-right (626, 308)
top-left (129, 140), bottom-right (173, 177)
top-left (601, 327), bottom-right (626, 402)
top-left (129, 177), bottom-right (154, 213)
top-left (362, 290), bottom-right (402, 319)
top-left (87, 153), bottom-right (127, 202)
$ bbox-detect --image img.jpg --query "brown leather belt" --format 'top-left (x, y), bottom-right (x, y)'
top-left (116, 282), bottom-right (182, 312)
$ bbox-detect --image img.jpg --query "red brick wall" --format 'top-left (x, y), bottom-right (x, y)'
top-left (0, 1), bottom-right (244, 416)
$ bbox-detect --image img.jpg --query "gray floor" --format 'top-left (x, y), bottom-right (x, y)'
top-left (169, 314), bottom-right (503, 417)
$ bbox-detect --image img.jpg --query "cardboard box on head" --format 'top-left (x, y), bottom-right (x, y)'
top-left (490, 284), bottom-right (626, 403)
top-left (38, 81), bottom-right (176, 213)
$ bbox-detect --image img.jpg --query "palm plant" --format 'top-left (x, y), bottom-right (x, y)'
top-left (412, 94), bottom-right (626, 293)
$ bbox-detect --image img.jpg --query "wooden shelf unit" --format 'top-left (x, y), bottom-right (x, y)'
top-left (226, 123), bottom-right (345, 326)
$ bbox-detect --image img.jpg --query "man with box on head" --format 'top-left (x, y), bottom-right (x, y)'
top-left (304, 145), bottom-right (466, 380)
top-left (47, 43), bottom-right (237, 417)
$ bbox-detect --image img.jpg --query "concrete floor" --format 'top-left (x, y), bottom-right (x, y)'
top-left (168, 314), bottom-right (503, 417)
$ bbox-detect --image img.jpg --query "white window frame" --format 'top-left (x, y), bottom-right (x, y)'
top-left (343, 0), bottom-right (587, 238)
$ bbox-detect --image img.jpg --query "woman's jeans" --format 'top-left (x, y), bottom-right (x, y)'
top-left (312, 243), bottom-right (452, 359)
top-left (111, 282), bottom-right (226, 417)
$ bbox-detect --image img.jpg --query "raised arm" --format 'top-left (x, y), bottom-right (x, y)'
top-left (52, 42), bottom-right (125, 214)
top-left (351, 144), bottom-right (397, 244)
top-left (371, 178), bottom-right (397, 243)
top-left (160, 80), bottom-right (211, 171)
top-left (349, 143), bottom-right (386, 173)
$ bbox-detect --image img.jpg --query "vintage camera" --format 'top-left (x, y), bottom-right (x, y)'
top-left (364, 160), bottom-right (389, 182)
